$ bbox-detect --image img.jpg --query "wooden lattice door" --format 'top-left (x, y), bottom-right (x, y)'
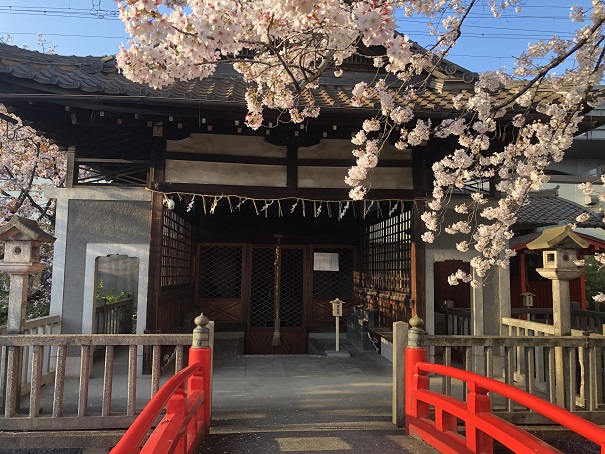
top-left (246, 245), bottom-right (307, 354)
top-left (197, 244), bottom-right (245, 325)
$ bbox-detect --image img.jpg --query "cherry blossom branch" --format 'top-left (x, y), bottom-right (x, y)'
top-left (493, 17), bottom-right (605, 112)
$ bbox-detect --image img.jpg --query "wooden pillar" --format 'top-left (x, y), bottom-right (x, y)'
top-left (411, 148), bottom-right (427, 322)
top-left (411, 203), bottom-right (426, 322)
top-left (146, 139), bottom-right (166, 333)
top-left (286, 138), bottom-right (298, 189)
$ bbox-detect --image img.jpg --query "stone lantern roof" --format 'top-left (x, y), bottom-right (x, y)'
top-left (526, 225), bottom-right (589, 251)
top-left (0, 216), bottom-right (55, 243)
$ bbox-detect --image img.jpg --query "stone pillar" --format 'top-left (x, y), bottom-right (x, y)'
top-left (471, 270), bottom-right (485, 375)
top-left (552, 280), bottom-right (571, 336)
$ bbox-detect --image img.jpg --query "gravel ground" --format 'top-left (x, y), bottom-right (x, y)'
top-left (494, 436), bottom-right (600, 453)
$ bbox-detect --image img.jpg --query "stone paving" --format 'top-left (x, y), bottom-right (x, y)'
top-left (198, 338), bottom-right (438, 454)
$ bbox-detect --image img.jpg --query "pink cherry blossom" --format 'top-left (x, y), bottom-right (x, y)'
top-left (115, 0), bottom-right (605, 283)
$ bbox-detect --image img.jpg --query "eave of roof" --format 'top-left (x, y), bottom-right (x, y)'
top-left (0, 42), bottom-right (476, 115)
top-left (510, 230), bottom-right (605, 251)
top-left (516, 193), bottom-right (604, 229)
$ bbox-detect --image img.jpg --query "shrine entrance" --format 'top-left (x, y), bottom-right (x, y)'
top-left (197, 243), bottom-right (355, 354)
top-left (247, 245), bottom-right (306, 354)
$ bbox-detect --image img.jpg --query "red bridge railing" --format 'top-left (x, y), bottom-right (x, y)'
top-left (404, 316), bottom-right (605, 454)
top-left (111, 315), bottom-right (212, 454)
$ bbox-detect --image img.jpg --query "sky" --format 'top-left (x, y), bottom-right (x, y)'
top-left (0, 0), bottom-right (594, 74)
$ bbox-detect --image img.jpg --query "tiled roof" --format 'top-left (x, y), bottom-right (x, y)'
top-left (516, 193), bottom-right (604, 229)
top-left (0, 42), bottom-right (557, 117)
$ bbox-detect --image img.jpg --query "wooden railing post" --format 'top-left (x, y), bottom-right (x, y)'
top-left (188, 313), bottom-right (212, 437)
top-left (404, 315), bottom-right (427, 433)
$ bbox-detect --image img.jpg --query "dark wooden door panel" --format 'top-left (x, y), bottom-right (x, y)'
top-left (200, 299), bottom-right (242, 322)
top-left (311, 299), bottom-right (353, 324)
top-left (434, 260), bottom-right (470, 309)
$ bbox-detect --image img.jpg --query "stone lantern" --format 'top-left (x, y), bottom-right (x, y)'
top-left (526, 225), bottom-right (587, 337)
top-left (526, 225), bottom-right (587, 407)
top-left (0, 216), bottom-right (55, 334)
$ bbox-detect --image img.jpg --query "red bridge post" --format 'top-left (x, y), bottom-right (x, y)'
top-left (189, 313), bottom-right (212, 437)
top-left (466, 381), bottom-right (492, 453)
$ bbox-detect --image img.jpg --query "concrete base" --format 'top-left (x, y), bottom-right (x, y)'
top-left (325, 349), bottom-right (351, 358)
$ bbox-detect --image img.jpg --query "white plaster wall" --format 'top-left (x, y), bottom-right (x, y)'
top-left (165, 160), bottom-right (287, 187)
top-left (167, 134), bottom-right (285, 157)
top-left (298, 166), bottom-right (413, 189)
top-left (298, 138), bottom-right (412, 160)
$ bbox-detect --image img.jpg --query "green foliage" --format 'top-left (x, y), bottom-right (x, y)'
top-left (96, 279), bottom-right (130, 305)
top-left (584, 255), bottom-right (605, 311)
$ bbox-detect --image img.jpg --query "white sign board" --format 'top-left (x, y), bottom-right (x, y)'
top-left (314, 252), bottom-right (339, 271)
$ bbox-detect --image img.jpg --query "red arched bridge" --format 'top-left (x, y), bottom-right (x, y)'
top-left (110, 315), bottom-right (605, 454)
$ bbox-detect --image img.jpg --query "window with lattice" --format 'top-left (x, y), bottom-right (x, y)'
top-left (161, 208), bottom-right (192, 288)
top-left (198, 245), bottom-right (243, 299)
top-left (361, 206), bottom-right (412, 294)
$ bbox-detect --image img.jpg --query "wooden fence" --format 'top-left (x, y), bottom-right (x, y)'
top-left (444, 305), bottom-right (605, 336)
top-left (0, 315), bottom-right (60, 407)
top-left (95, 297), bottom-right (134, 335)
top-left (0, 330), bottom-right (215, 431)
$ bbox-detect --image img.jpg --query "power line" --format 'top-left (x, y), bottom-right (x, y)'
top-left (0, 28), bottom-right (577, 42)
top-left (1, 31), bottom-right (127, 40)
top-left (0, 6), bottom-right (119, 20)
